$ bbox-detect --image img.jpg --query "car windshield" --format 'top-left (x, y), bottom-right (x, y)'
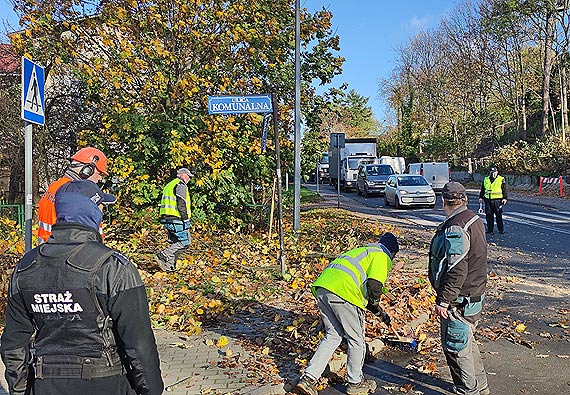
top-left (367, 165), bottom-right (394, 176)
top-left (320, 155), bottom-right (329, 164)
top-left (398, 176), bottom-right (429, 186)
top-left (348, 157), bottom-right (374, 170)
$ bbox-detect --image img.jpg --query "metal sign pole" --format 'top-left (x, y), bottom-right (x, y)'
top-left (272, 94), bottom-right (286, 275)
top-left (337, 135), bottom-right (341, 208)
top-left (21, 57), bottom-right (46, 252)
top-left (24, 121), bottom-right (33, 251)
top-left (316, 162), bottom-right (319, 194)
top-left (293, 0), bottom-right (301, 234)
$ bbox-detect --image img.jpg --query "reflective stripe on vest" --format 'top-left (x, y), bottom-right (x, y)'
top-left (483, 176), bottom-right (504, 199)
top-left (159, 178), bottom-right (190, 218)
top-left (312, 245), bottom-right (392, 309)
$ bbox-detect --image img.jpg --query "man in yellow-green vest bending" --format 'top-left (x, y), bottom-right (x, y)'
top-left (295, 233), bottom-right (401, 395)
top-left (155, 168), bottom-right (193, 272)
top-left (478, 166), bottom-right (508, 235)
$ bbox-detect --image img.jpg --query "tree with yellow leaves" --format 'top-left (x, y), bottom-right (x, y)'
top-left (10, 0), bottom-right (343, 225)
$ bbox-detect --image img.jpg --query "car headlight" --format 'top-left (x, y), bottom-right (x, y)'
top-left (399, 190), bottom-right (408, 195)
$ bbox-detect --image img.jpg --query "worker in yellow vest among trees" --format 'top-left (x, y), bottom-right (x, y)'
top-left (479, 166), bottom-right (508, 235)
top-left (155, 168), bottom-right (193, 272)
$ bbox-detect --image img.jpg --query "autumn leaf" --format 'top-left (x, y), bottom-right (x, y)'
top-left (217, 336), bottom-right (229, 348)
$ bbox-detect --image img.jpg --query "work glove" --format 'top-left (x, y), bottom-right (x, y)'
top-left (183, 220), bottom-right (191, 230)
top-left (375, 310), bottom-right (391, 326)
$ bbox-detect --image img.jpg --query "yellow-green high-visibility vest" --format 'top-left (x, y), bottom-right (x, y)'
top-left (160, 178), bottom-right (190, 218)
top-left (483, 175), bottom-right (504, 199)
top-left (312, 244), bottom-right (392, 309)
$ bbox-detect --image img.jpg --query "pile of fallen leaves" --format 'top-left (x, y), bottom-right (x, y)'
top-left (124, 207), bottom-right (440, 387)
top-left (0, 205), bottom-right (441, 387)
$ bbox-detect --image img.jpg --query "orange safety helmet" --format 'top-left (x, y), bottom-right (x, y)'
top-left (71, 147), bottom-right (108, 175)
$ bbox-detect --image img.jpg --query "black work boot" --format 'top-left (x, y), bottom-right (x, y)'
top-left (346, 378), bottom-right (377, 395)
top-left (295, 375), bottom-right (318, 395)
top-left (155, 253), bottom-right (175, 272)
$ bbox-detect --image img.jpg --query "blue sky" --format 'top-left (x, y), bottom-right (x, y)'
top-left (1, 0), bottom-right (456, 120)
top-left (305, 0), bottom-right (456, 122)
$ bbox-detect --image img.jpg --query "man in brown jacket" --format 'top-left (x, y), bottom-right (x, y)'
top-left (429, 182), bottom-right (489, 395)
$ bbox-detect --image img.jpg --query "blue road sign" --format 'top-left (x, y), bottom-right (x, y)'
top-left (208, 94), bottom-right (272, 115)
top-left (21, 57), bottom-right (45, 125)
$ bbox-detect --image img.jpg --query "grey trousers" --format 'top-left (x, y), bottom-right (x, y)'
top-left (304, 287), bottom-right (366, 384)
top-left (441, 309), bottom-right (488, 395)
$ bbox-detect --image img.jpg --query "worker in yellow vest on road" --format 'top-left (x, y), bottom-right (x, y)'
top-left (295, 233), bottom-right (402, 395)
top-left (478, 166), bottom-right (508, 235)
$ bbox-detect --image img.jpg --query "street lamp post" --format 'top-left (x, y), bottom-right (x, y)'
top-left (293, 0), bottom-right (301, 234)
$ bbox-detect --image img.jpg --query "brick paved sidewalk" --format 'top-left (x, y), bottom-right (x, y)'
top-left (0, 327), bottom-right (286, 395)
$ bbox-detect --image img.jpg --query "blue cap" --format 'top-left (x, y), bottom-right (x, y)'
top-left (379, 232), bottom-right (399, 254)
top-left (55, 180), bottom-right (116, 231)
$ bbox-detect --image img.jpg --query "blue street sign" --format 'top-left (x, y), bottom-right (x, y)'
top-left (21, 57), bottom-right (45, 125)
top-left (208, 94), bottom-right (272, 115)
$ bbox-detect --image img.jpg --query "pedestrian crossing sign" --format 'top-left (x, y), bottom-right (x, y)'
top-left (21, 57), bottom-right (45, 125)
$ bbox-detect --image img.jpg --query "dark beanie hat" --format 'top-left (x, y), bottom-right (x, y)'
top-left (379, 232), bottom-right (399, 254)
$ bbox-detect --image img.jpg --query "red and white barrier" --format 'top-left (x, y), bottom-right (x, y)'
top-left (539, 176), bottom-right (563, 197)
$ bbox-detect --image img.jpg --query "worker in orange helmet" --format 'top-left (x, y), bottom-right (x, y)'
top-left (37, 147), bottom-right (111, 244)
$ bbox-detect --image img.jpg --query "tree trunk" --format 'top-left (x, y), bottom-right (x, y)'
top-left (521, 96), bottom-right (528, 141)
top-left (541, 10), bottom-right (556, 135)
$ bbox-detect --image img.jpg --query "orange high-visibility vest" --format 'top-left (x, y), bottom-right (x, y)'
top-left (38, 177), bottom-right (105, 243)
top-left (38, 177), bottom-right (72, 243)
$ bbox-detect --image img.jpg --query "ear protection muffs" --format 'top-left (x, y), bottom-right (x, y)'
top-left (78, 155), bottom-right (100, 180)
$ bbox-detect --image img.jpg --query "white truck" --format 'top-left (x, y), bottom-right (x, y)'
top-left (317, 152), bottom-right (330, 184)
top-left (377, 156), bottom-right (406, 174)
top-left (329, 135), bottom-right (377, 191)
top-left (408, 162), bottom-right (450, 191)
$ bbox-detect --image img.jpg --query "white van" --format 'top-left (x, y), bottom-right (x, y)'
top-left (377, 156), bottom-right (406, 174)
top-left (407, 162), bottom-right (449, 191)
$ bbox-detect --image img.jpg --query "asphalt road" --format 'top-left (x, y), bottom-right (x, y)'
top-left (310, 183), bottom-right (570, 288)
top-left (307, 183), bottom-right (570, 395)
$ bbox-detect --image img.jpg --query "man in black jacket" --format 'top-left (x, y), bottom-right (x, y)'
top-left (478, 166), bottom-right (508, 234)
top-left (1, 180), bottom-right (164, 395)
top-left (430, 182), bottom-right (489, 395)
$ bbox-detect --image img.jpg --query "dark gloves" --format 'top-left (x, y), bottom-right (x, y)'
top-left (367, 300), bottom-right (380, 315)
top-left (367, 301), bottom-right (391, 326)
top-left (375, 310), bottom-right (391, 326)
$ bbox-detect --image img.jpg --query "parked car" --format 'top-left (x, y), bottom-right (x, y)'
top-left (384, 174), bottom-right (436, 208)
top-left (356, 164), bottom-right (395, 197)
top-left (407, 162), bottom-right (449, 191)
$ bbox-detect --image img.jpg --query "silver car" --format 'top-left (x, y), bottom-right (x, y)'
top-left (383, 174), bottom-right (436, 208)
top-left (356, 164), bottom-right (394, 197)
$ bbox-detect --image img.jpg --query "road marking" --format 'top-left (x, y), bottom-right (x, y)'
top-left (508, 211), bottom-right (569, 224)
top-left (502, 214), bottom-right (570, 235)
top-left (532, 211), bottom-right (570, 221)
top-left (424, 214), bottom-right (446, 222)
top-left (398, 213), bottom-right (444, 228)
